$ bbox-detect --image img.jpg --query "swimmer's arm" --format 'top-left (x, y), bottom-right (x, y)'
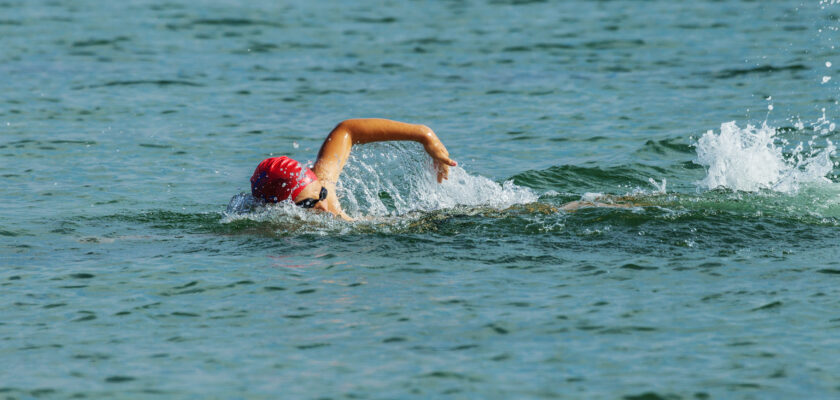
top-left (317, 180), bottom-right (354, 221)
top-left (312, 118), bottom-right (457, 184)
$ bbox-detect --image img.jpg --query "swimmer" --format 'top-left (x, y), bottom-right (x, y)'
top-left (250, 118), bottom-right (456, 221)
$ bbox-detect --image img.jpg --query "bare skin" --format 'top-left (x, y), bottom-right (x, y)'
top-left (560, 200), bottom-right (634, 211)
top-left (560, 194), bottom-right (648, 211)
top-left (292, 118), bottom-right (457, 221)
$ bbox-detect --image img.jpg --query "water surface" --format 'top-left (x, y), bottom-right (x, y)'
top-left (2, 0), bottom-right (840, 398)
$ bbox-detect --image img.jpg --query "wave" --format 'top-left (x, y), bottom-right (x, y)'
top-left (500, 40), bottom-right (646, 53)
top-left (510, 164), bottom-right (660, 193)
top-left (106, 189), bottom-right (840, 253)
top-left (73, 80), bottom-right (203, 90)
top-left (190, 18), bottom-right (284, 28)
top-left (712, 64), bottom-right (809, 79)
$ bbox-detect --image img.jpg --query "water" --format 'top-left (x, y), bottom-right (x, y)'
top-left (3, 0), bottom-right (840, 398)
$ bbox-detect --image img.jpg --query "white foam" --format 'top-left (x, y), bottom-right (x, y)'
top-left (222, 197), bottom-right (353, 235)
top-left (694, 121), bottom-right (836, 193)
top-left (335, 142), bottom-right (538, 216)
top-left (225, 142), bottom-right (538, 221)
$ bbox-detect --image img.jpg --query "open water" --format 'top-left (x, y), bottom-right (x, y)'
top-left (2, 0), bottom-right (840, 399)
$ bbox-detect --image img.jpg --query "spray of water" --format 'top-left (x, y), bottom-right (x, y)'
top-left (224, 142), bottom-right (538, 224)
top-left (694, 121), bottom-right (836, 193)
top-left (339, 143), bottom-right (537, 216)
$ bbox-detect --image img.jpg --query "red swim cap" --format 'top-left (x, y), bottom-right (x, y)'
top-left (250, 157), bottom-right (318, 203)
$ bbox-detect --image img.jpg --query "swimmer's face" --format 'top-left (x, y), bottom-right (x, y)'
top-left (293, 178), bottom-right (329, 212)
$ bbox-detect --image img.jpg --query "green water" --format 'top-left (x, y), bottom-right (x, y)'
top-left (2, 0), bottom-right (840, 398)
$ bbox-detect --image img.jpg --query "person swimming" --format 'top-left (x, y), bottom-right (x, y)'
top-left (249, 118), bottom-right (456, 221)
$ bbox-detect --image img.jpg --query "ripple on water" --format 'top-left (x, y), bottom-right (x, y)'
top-left (3, 0), bottom-right (840, 398)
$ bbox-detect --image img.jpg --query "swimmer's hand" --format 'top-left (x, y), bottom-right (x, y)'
top-left (423, 131), bottom-right (457, 183)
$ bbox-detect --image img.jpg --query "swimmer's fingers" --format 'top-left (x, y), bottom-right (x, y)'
top-left (424, 141), bottom-right (457, 165)
top-left (429, 149), bottom-right (457, 171)
top-left (435, 159), bottom-right (449, 183)
top-left (423, 135), bottom-right (456, 183)
top-left (437, 155), bottom-right (457, 167)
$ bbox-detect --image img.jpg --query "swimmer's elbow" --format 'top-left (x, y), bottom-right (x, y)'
top-left (334, 119), bottom-right (359, 134)
top-left (326, 120), bottom-right (355, 144)
top-left (333, 119), bottom-right (351, 132)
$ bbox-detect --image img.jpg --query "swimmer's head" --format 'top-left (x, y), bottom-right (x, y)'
top-left (250, 156), bottom-right (317, 203)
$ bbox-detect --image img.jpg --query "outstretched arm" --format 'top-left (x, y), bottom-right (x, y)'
top-left (312, 118), bottom-right (457, 184)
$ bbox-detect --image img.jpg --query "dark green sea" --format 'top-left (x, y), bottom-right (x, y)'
top-left (2, 0), bottom-right (840, 398)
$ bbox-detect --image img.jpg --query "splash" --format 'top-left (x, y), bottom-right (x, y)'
top-left (330, 142), bottom-right (537, 216)
top-left (694, 121), bottom-right (836, 193)
top-left (222, 197), bottom-right (352, 235)
top-left (225, 142), bottom-right (538, 221)
top-left (647, 178), bottom-right (667, 194)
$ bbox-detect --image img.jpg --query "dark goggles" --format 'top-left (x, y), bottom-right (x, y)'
top-left (295, 186), bottom-right (328, 208)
